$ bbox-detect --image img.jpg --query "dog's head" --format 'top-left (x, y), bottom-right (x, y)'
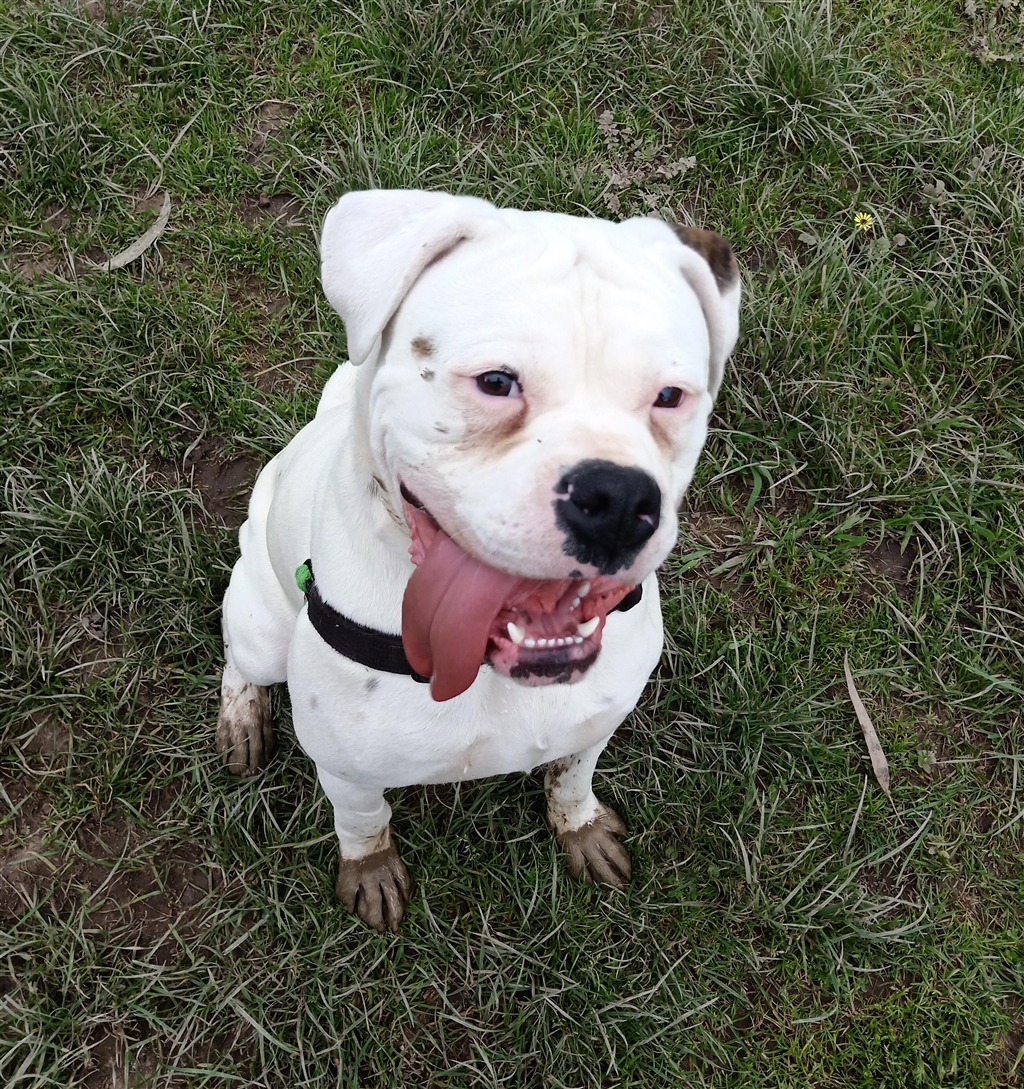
top-left (321, 190), bottom-right (740, 700)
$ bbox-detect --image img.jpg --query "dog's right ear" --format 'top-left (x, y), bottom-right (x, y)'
top-left (320, 189), bottom-right (500, 366)
top-left (616, 217), bottom-right (741, 403)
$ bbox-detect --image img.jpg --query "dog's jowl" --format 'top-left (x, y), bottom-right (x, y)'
top-left (217, 189), bottom-right (740, 933)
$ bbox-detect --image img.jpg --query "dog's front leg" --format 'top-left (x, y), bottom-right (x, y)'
top-left (216, 651), bottom-right (274, 777)
top-left (316, 768), bottom-right (411, 934)
top-left (545, 737), bottom-right (632, 890)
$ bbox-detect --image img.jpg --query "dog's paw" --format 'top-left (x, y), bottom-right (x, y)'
top-left (336, 841), bottom-right (412, 934)
top-left (555, 803), bottom-right (632, 890)
top-left (216, 682), bottom-right (274, 776)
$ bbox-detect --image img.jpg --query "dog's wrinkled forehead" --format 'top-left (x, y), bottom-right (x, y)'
top-left (391, 221), bottom-right (711, 383)
top-left (320, 189), bottom-right (740, 398)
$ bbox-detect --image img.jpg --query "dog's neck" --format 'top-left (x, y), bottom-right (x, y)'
top-left (306, 365), bottom-right (415, 635)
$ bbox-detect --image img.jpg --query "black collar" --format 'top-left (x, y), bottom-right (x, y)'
top-left (298, 559), bottom-right (642, 682)
top-left (302, 563), bottom-right (430, 682)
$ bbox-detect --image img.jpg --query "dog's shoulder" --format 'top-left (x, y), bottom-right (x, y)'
top-left (315, 361), bottom-right (360, 418)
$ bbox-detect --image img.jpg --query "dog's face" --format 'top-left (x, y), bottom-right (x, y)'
top-left (321, 191), bottom-right (740, 700)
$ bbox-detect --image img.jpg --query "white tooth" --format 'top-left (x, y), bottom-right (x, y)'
top-left (574, 636), bottom-right (583, 644)
top-left (571, 597), bottom-right (581, 608)
top-left (577, 617), bottom-right (599, 637)
top-left (507, 621), bottom-right (525, 645)
top-left (525, 638), bottom-right (536, 648)
top-left (556, 638), bottom-right (566, 647)
top-left (579, 581), bottom-right (591, 597)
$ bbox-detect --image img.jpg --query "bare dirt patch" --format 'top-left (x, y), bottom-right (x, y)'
top-left (133, 189), bottom-right (167, 216)
top-left (743, 228), bottom-right (805, 273)
top-left (857, 861), bottom-right (919, 905)
top-left (17, 254), bottom-right (61, 279)
top-left (80, 0), bottom-right (111, 22)
top-left (848, 537), bottom-right (917, 610)
top-left (2, 772), bottom-right (240, 1084)
top-left (994, 1017), bottom-right (1024, 1079)
top-left (679, 508), bottom-right (750, 547)
top-left (183, 439), bottom-right (262, 527)
top-left (2, 784), bottom-right (220, 957)
top-left (865, 538), bottom-right (915, 588)
top-left (61, 609), bottom-right (128, 682)
top-left (0, 777), bottom-right (56, 916)
top-left (246, 100), bottom-right (297, 163)
top-left (149, 439), bottom-right (261, 526)
top-left (674, 508), bottom-right (762, 606)
top-left (238, 194), bottom-right (304, 228)
top-left (42, 203), bottom-right (71, 232)
top-left (78, 1019), bottom-right (251, 1088)
top-left (71, 819), bottom-right (213, 956)
top-left (226, 273), bottom-right (289, 317)
top-left (20, 712), bottom-right (73, 756)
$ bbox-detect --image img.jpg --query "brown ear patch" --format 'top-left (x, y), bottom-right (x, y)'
top-left (672, 225), bottom-right (739, 292)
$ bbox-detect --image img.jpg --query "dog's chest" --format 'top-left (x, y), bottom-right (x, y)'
top-left (287, 597), bottom-right (660, 788)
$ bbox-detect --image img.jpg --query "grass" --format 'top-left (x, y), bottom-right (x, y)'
top-left (1, 0), bottom-right (1023, 1084)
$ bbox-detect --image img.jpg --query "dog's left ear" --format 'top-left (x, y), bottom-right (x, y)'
top-left (619, 218), bottom-right (741, 401)
top-left (320, 189), bottom-right (500, 366)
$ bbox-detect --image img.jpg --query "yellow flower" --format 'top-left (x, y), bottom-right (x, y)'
top-left (854, 212), bottom-right (875, 233)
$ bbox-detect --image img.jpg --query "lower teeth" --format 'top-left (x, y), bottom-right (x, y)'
top-left (508, 629), bottom-right (592, 651)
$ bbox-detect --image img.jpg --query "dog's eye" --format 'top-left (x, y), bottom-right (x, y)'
top-left (653, 386), bottom-right (684, 409)
top-left (476, 371), bottom-right (519, 397)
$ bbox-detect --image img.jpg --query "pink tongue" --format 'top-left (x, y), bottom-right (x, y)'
top-left (402, 528), bottom-right (520, 702)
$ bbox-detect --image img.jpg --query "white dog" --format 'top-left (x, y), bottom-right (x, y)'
top-left (217, 189), bottom-right (740, 932)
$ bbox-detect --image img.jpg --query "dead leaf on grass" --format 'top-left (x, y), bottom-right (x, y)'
top-left (87, 191), bottom-right (171, 271)
top-left (844, 653), bottom-right (893, 805)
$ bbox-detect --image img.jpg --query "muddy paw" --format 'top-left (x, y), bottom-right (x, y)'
top-left (216, 683), bottom-right (274, 776)
top-left (554, 803), bottom-right (632, 890)
top-left (336, 841), bottom-right (412, 934)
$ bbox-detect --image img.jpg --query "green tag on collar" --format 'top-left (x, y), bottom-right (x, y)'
top-left (295, 561), bottom-right (313, 596)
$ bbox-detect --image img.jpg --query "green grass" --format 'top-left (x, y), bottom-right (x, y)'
top-left (2, 0), bottom-right (1023, 1085)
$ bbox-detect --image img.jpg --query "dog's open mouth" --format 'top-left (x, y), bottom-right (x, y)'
top-left (400, 491), bottom-right (634, 702)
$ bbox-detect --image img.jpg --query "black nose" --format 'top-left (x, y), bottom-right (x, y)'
top-left (553, 459), bottom-right (662, 576)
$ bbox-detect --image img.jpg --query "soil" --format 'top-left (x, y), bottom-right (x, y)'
top-left (865, 537), bottom-right (915, 588)
top-left (0, 759), bottom-right (227, 1088)
top-left (0, 752), bottom-right (251, 1085)
top-left (59, 608), bottom-right (129, 682)
top-left (225, 273), bottom-right (289, 318)
top-left (246, 101), bottom-right (297, 163)
top-left (80, 0), bottom-right (110, 21)
top-left (0, 778), bottom-right (55, 917)
top-left (133, 189), bottom-right (167, 216)
top-left (20, 712), bottom-right (72, 756)
top-left (994, 1018), bottom-right (1024, 1078)
top-left (182, 438), bottom-right (262, 528)
top-left (238, 194), bottom-right (304, 228)
top-left (17, 255), bottom-right (61, 279)
top-left (1, 774), bottom-right (217, 955)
